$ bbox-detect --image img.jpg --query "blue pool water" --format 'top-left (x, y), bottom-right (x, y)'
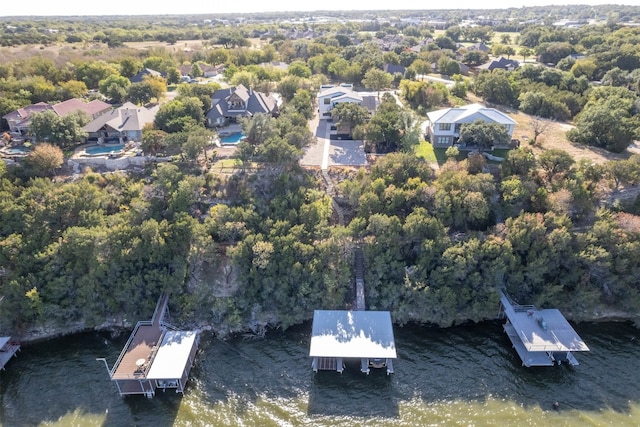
top-left (85, 144), bottom-right (125, 155)
top-left (220, 132), bottom-right (246, 144)
top-left (4, 146), bottom-right (30, 154)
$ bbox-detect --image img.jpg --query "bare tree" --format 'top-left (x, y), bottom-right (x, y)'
top-left (531, 116), bottom-right (552, 145)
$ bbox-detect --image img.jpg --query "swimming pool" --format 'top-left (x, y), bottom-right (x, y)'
top-left (85, 144), bottom-right (125, 155)
top-left (219, 132), bottom-right (246, 144)
top-left (3, 146), bottom-right (30, 155)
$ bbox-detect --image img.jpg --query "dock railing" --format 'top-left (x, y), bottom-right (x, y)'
top-left (109, 320), bottom-right (153, 377)
top-left (501, 290), bottom-right (536, 312)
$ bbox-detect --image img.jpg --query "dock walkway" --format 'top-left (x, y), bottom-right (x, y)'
top-left (309, 246), bottom-right (396, 375)
top-left (354, 247), bottom-right (365, 311)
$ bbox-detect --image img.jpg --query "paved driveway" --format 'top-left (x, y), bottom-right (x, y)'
top-left (301, 113), bottom-right (367, 169)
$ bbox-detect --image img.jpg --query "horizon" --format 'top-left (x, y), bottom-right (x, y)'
top-left (0, 1), bottom-right (637, 18)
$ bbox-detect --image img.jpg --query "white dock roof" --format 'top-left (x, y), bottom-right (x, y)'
top-left (502, 295), bottom-right (589, 353)
top-left (0, 337), bottom-right (10, 348)
top-left (309, 310), bottom-right (397, 359)
top-left (146, 330), bottom-right (197, 380)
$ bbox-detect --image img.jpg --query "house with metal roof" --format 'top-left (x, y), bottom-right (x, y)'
top-left (206, 84), bottom-right (279, 127)
top-left (310, 310), bottom-right (396, 375)
top-left (426, 103), bottom-right (517, 147)
top-left (83, 102), bottom-right (159, 143)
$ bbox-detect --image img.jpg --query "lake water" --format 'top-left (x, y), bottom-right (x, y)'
top-left (1, 321), bottom-right (638, 426)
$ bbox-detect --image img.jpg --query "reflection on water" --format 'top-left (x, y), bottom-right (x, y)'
top-left (0, 321), bottom-right (638, 426)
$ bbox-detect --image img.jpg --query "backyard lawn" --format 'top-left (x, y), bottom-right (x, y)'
top-left (414, 139), bottom-right (437, 162)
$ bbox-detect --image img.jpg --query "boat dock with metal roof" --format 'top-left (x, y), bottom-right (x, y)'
top-left (0, 336), bottom-right (20, 370)
top-left (97, 292), bottom-right (199, 397)
top-left (499, 291), bottom-right (589, 367)
top-left (310, 247), bottom-right (397, 374)
top-left (310, 309), bottom-right (396, 374)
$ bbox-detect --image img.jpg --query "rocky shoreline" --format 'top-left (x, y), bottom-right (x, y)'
top-left (13, 310), bottom-right (639, 345)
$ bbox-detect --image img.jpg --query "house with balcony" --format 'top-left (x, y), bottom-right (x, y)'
top-left (426, 103), bottom-right (516, 148)
top-left (317, 84), bottom-right (377, 119)
top-left (206, 84), bottom-right (278, 127)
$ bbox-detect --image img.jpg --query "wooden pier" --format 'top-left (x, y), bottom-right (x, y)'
top-left (499, 291), bottom-right (589, 367)
top-left (98, 292), bottom-right (199, 397)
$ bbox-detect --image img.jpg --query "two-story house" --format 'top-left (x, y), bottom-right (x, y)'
top-left (317, 84), bottom-right (377, 119)
top-left (426, 103), bottom-right (517, 147)
top-left (206, 84), bottom-right (279, 127)
top-left (3, 99), bottom-right (112, 136)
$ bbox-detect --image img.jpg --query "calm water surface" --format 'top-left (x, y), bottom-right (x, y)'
top-left (0, 321), bottom-right (638, 426)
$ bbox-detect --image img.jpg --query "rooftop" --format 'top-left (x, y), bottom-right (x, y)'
top-left (501, 294), bottom-right (589, 353)
top-left (146, 331), bottom-right (198, 380)
top-left (309, 310), bottom-right (396, 359)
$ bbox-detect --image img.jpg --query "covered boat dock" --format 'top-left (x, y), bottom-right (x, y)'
top-left (499, 291), bottom-right (589, 367)
top-left (0, 336), bottom-right (20, 370)
top-left (98, 293), bottom-right (199, 397)
top-left (310, 310), bottom-right (396, 375)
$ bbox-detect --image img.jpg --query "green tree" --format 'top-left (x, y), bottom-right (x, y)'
top-left (567, 90), bottom-right (637, 153)
top-left (119, 58), bottom-right (142, 78)
top-left (330, 102), bottom-right (369, 136)
top-left (141, 127), bottom-right (168, 155)
top-left (57, 80), bottom-right (88, 100)
top-left (285, 89), bottom-right (314, 120)
top-left (462, 50), bottom-right (489, 66)
top-left (99, 74), bottom-right (131, 103)
top-left (127, 76), bottom-right (166, 105)
top-left (75, 60), bottom-right (119, 89)
top-left (231, 70), bottom-right (258, 89)
top-left (288, 61), bottom-right (311, 78)
top-left (276, 75), bottom-right (303, 103)
top-left (241, 113), bottom-right (279, 147)
top-left (519, 47), bottom-right (533, 63)
top-left (473, 69), bottom-right (518, 106)
top-left (364, 95), bottom-right (403, 153)
top-left (29, 110), bottom-right (89, 147)
top-left (458, 120), bottom-right (511, 152)
top-left (154, 97), bottom-right (205, 133)
top-left (183, 127), bottom-right (216, 165)
top-left (190, 63), bottom-right (204, 79)
top-left (362, 68), bottom-right (393, 99)
top-left (538, 149), bottom-right (574, 183)
top-left (437, 56), bottom-right (461, 77)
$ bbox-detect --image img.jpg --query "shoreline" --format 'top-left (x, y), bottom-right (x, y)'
top-left (13, 312), bottom-right (640, 345)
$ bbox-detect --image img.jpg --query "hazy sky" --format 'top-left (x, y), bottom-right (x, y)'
top-left (0, 1), bottom-right (634, 17)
